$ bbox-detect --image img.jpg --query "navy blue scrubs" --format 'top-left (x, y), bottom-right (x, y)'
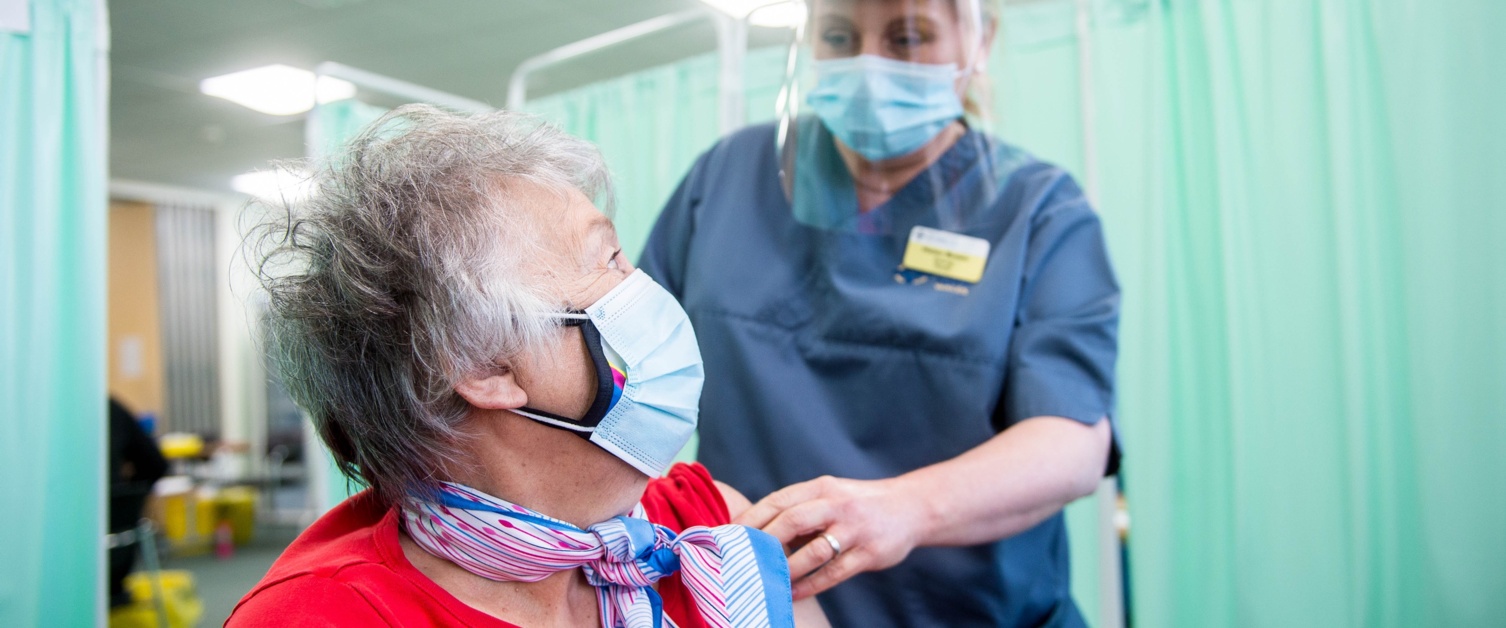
top-left (640, 122), bottom-right (1120, 627)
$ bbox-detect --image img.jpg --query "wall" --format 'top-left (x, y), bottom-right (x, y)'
top-left (107, 200), bottom-right (166, 422)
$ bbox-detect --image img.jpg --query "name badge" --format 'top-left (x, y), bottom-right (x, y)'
top-left (901, 226), bottom-right (990, 284)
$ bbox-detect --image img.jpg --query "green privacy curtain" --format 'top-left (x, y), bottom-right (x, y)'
top-left (0, 0), bottom-right (109, 625)
top-left (995, 0), bottom-right (1506, 626)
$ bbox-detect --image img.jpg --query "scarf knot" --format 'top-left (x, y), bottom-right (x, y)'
top-left (584, 516), bottom-right (682, 588)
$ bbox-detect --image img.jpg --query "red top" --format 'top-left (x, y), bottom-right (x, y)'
top-left (227, 463), bottom-right (729, 627)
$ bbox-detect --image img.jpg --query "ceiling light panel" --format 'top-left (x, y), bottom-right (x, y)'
top-left (200, 64), bottom-right (355, 116)
top-left (231, 169), bottom-right (314, 202)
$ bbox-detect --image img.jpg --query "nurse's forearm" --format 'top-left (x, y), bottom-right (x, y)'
top-left (895, 416), bottom-right (1112, 547)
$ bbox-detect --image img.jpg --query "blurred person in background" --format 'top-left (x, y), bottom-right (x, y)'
top-left (108, 397), bottom-right (168, 608)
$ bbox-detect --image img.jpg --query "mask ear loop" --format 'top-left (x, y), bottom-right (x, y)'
top-left (575, 320), bottom-right (617, 433)
top-left (513, 313), bottom-right (615, 439)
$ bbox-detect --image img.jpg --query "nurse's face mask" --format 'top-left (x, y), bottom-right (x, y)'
top-left (512, 270), bottom-right (704, 478)
top-left (807, 54), bottom-right (966, 162)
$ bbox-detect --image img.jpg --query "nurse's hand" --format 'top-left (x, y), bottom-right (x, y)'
top-left (733, 475), bottom-right (930, 600)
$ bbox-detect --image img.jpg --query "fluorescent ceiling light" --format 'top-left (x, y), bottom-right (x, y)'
top-left (200, 64), bottom-right (355, 116)
top-left (699, 0), bottom-right (805, 28)
top-left (231, 169), bottom-right (314, 202)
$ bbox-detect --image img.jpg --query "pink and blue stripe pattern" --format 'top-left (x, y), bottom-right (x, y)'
top-left (403, 483), bottom-right (794, 628)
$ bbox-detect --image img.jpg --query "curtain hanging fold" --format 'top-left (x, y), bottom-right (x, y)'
top-left (0, 0), bottom-right (110, 624)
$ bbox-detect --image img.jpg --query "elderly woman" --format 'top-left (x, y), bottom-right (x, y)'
top-left (228, 106), bottom-right (824, 628)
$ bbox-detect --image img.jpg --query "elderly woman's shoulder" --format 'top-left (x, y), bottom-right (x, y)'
top-left (226, 571), bottom-right (391, 626)
top-left (226, 491), bottom-right (411, 626)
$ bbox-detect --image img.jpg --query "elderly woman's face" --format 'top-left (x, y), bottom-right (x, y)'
top-left (541, 188), bottom-right (633, 310)
top-left (510, 183), bottom-right (633, 423)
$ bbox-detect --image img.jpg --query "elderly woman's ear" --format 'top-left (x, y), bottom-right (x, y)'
top-left (454, 369), bottom-right (528, 411)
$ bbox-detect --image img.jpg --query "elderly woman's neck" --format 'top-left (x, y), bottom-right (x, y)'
top-left (452, 410), bottom-right (650, 528)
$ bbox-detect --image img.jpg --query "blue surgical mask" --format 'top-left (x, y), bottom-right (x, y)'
top-left (806, 54), bottom-right (966, 161)
top-left (514, 270), bottom-right (703, 477)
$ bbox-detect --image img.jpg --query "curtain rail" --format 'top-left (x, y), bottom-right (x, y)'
top-left (315, 62), bottom-right (494, 113)
top-left (505, 9), bottom-right (747, 134)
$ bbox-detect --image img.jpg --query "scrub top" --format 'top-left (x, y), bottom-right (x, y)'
top-left (640, 122), bottom-right (1120, 628)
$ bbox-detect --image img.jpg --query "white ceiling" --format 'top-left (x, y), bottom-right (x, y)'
top-left (109, 0), bottom-right (760, 192)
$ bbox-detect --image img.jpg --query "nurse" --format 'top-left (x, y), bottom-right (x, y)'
top-left (639, 0), bottom-right (1119, 626)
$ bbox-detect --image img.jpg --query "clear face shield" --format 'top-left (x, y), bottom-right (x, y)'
top-left (776, 0), bottom-right (1022, 240)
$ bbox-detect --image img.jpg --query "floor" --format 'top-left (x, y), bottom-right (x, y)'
top-left (136, 481), bottom-right (312, 627)
top-left (156, 522), bottom-right (304, 626)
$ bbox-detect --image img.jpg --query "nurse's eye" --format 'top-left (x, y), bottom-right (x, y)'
top-left (884, 21), bottom-right (936, 58)
top-left (820, 27), bottom-right (857, 54)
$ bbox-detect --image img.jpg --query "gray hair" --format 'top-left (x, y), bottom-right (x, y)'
top-left (249, 104), bottom-right (614, 506)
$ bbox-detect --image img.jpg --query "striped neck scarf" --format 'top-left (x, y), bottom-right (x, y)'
top-left (402, 482), bottom-right (794, 628)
